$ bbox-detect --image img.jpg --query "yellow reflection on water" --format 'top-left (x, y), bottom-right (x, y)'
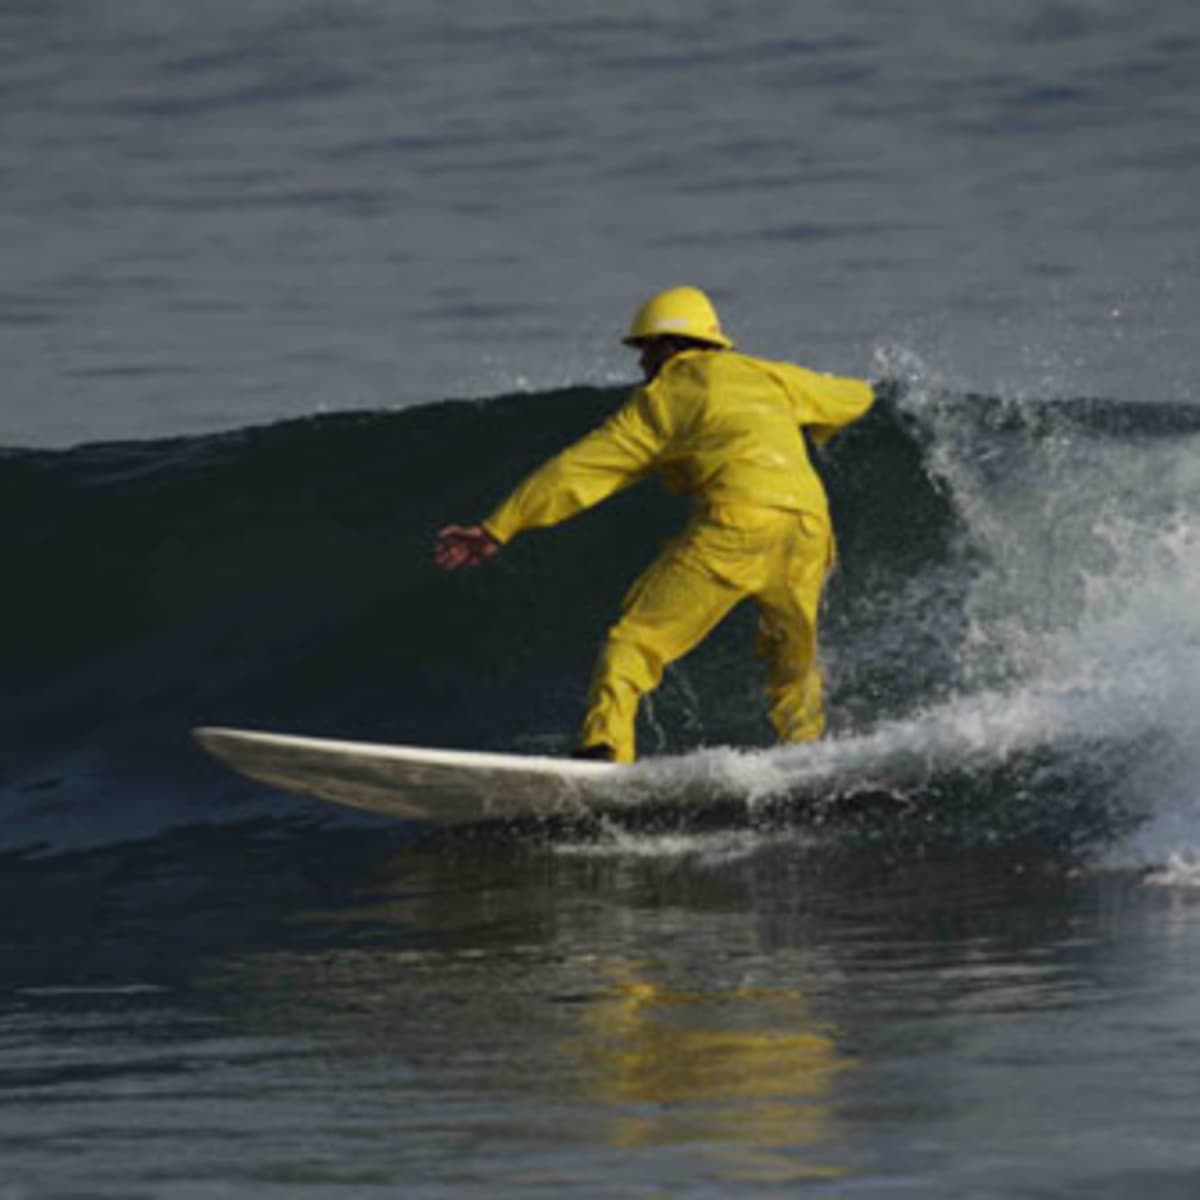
top-left (566, 962), bottom-right (855, 1182)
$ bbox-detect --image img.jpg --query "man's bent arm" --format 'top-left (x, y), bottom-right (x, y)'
top-left (768, 363), bottom-right (875, 448)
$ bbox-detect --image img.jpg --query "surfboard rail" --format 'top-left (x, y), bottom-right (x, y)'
top-left (193, 726), bottom-right (625, 825)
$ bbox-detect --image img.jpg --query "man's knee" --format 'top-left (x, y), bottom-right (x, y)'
top-left (596, 631), bottom-right (665, 694)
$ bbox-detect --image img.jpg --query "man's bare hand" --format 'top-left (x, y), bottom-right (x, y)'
top-left (435, 524), bottom-right (499, 571)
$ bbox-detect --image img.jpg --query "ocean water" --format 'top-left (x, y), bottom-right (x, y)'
top-left (5, 1), bottom-right (1200, 1195)
top-left (5, 0), bottom-right (1200, 448)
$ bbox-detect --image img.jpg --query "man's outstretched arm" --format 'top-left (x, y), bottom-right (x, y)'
top-left (434, 392), bottom-right (665, 571)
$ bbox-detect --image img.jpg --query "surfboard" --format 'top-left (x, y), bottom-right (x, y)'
top-left (193, 726), bottom-right (626, 826)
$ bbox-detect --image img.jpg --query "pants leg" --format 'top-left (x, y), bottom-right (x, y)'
top-left (580, 506), bottom-right (832, 761)
top-left (754, 515), bottom-right (832, 743)
top-left (580, 528), bottom-right (746, 763)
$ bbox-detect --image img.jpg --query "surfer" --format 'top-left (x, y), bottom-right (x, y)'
top-left (435, 287), bottom-right (875, 763)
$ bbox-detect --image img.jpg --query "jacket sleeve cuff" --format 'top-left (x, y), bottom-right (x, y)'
top-left (481, 515), bottom-right (512, 546)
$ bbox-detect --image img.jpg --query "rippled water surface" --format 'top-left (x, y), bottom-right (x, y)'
top-left (4, 829), bottom-right (1200, 1197)
top-left (5, 2), bottom-right (1200, 1195)
top-left (4, 0), bottom-right (1199, 446)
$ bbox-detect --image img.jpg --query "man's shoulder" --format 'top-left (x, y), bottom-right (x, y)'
top-left (691, 353), bottom-right (823, 406)
top-left (664, 348), bottom-right (788, 383)
top-left (705, 349), bottom-right (816, 377)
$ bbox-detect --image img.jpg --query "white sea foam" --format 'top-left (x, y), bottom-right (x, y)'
top-left (555, 826), bottom-right (779, 864)
top-left (1144, 852), bottom-right (1200, 889)
top-left (894, 365), bottom-right (1200, 874)
top-left (584, 363), bottom-right (1200, 867)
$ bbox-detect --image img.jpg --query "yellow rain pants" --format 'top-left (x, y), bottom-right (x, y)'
top-left (580, 505), bottom-right (832, 762)
top-left (482, 348), bottom-right (873, 761)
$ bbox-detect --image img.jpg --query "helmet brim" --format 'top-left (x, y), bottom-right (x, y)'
top-left (621, 333), bottom-right (733, 350)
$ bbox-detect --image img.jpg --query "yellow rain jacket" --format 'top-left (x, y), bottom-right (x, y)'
top-left (483, 350), bottom-right (872, 541)
top-left (482, 349), bottom-right (874, 761)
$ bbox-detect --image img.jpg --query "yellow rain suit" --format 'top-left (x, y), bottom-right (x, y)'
top-left (482, 348), bottom-right (874, 762)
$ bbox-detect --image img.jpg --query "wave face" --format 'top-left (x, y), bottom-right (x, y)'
top-left (5, 379), bottom-right (1200, 858)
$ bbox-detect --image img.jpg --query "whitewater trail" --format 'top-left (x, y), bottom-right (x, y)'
top-left (571, 365), bottom-right (1200, 868)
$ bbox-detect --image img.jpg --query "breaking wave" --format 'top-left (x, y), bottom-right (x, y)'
top-left (5, 369), bottom-right (1200, 861)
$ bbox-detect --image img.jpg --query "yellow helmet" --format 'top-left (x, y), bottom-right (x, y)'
top-left (623, 286), bottom-right (733, 349)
